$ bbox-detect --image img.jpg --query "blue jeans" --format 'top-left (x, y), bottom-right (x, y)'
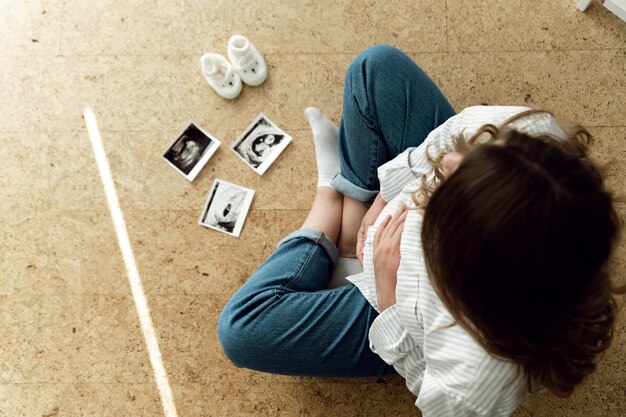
top-left (217, 45), bottom-right (455, 377)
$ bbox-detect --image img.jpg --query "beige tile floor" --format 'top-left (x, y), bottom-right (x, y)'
top-left (1, 0), bottom-right (625, 415)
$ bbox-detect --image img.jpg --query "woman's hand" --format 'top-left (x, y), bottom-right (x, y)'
top-left (373, 205), bottom-right (408, 312)
top-left (356, 193), bottom-right (388, 266)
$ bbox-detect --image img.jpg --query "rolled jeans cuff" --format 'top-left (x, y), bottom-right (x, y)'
top-left (331, 173), bottom-right (379, 204)
top-left (277, 228), bottom-right (339, 266)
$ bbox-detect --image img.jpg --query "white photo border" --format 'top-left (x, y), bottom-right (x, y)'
top-left (230, 113), bottom-right (293, 176)
top-left (198, 178), bottom-right (255, 237)
top-left (162, 122), bottom-right (221, 182)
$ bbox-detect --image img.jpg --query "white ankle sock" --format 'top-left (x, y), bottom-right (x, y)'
top-left (328, 257), bottom-right (363, 289)
top-left (305, 107), bottom-right (340, 188)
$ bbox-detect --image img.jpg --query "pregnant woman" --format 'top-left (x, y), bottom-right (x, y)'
top-left (217, 45), bottom-right (623, 416)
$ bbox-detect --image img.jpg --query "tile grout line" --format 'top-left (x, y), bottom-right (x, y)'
top-left (0, 48), bottom-right (625, 59)
top-left (2, 126), bottom-right (625, 135)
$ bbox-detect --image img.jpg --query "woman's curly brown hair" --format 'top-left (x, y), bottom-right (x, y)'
top-left (416, 109), bottom-right (625, 397)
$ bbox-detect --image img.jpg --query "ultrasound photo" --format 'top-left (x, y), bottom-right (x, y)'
top-left (163, 123), bottom-right (220, 181)
top-left (231, 113), bottom-right (293, 175)
top-left (199, 179), bottom-right (255, 237)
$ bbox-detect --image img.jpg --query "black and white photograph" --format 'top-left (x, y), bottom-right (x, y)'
top-left (163, 122), bottom-right (221, 181)
top-left (231, 113), bottom-right (293, 175)
top-left (199, 179), bottom-right (255, 237)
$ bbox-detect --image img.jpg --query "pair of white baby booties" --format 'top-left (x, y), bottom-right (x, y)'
top-left (200, 35), bottom-right (268, 100)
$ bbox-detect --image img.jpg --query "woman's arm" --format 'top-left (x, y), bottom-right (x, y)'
top-left (376, 111), bottom-right (464, 202)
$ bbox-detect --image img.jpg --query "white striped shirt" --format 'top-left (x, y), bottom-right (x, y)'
top-left (346, 106), bottom-right (568, 417)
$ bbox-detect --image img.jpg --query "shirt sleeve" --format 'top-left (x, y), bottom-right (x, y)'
top-left (417, 370), bottom-right (487, 417)
top-left (377, 111), bottom-right (463, 202)
top-left (368, 305), bottom-right (416, 364)
top-left (418, 394), bottom-right (485, 417)
top-left (370, 308), bottom-right (486, 417)
top-left (369, 307), bottom-right (430, 413)
top-left (377, 105), bottom-right (568, 203)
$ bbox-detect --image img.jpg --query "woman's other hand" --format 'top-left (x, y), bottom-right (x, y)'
top-left (356, 193), bottom-right (388, 266)
top-left (373, 205), bottom-right (408, 311)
